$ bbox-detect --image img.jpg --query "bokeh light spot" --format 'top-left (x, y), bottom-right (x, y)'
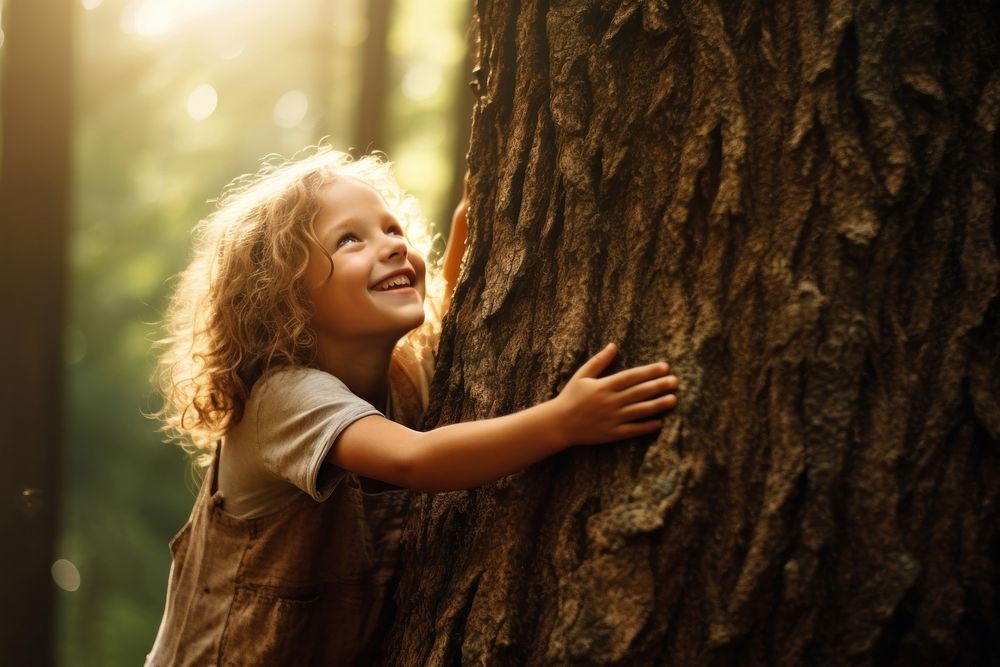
top-left (52, 559), bottom-right (81, 592)
top-left (273, 91), bottom-right (309, 129)
top-left (186, 84), bottom-right (218, 120)
top-left (81, 0), bottom-right (105, 10)
top-left (401, 63), bottom-right (442, 101)
top-left (120, 1), bottom-right (176, 39)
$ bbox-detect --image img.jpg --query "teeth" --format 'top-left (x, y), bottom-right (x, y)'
top-left (375, 275), bottom-right (412, 291)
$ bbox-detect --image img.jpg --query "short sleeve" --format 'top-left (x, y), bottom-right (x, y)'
top-left (249, 367), bottom-right (381, 500)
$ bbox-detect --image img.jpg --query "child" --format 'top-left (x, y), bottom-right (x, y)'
top-left (146, 148), bottom-right (679, 665)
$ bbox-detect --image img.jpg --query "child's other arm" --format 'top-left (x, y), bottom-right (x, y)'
top-left (328, 344), bottom-right (679, 493)
top-left (440, 174), bottom-right (469, 313)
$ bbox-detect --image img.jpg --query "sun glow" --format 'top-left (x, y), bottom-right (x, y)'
top-left (119, 0), bottom-right (235, 39)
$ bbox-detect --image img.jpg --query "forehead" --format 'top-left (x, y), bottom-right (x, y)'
top-left (317, 177), bottom-right (392, 225)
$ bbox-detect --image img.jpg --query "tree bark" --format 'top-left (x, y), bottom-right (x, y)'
top-left (384, 1), bottom-right (1000, 664)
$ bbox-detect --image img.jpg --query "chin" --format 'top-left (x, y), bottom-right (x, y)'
top-left (386, 308), bottom-right (425, 338)
top-left (404, 310), bottom-right (427, 332)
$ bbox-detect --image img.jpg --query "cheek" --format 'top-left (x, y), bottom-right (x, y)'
top-left (305, 248), bottom-right (334, 289)
top-left (417, 267), bottom-right (429, 298)
top-left (410, 252), bottom-right (427, 285)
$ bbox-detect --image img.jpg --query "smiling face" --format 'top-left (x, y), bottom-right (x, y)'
top-left (306, 177), bottom-right (426, 347)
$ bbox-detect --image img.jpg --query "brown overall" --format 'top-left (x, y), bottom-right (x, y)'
top-left (144, 445), bottom-right (408, 666)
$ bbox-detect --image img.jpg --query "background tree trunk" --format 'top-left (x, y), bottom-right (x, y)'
top-left (0, 0), bottom-right (74, 664)
top-left (383, 1), bottom-right (1000, 664)
top-left (355, 0), bottom-right (394, 153)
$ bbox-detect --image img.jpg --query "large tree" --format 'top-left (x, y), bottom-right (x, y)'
top-left (382, 0), bottom-right (999, 664)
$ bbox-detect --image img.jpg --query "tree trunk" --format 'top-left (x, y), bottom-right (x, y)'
top-left (383, 1), bottom-right (1000, 664)
top-left (0, 1), bottom-right (74, 664)
top-left (355, 0), bottom-right (393, 153)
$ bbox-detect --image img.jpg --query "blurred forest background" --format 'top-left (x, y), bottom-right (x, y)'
top-left (1, 0), bottom-right (471, 664)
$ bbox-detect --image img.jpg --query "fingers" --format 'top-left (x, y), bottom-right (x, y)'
top-left (619, 394), bottom-right (678, 422)
top-left (615, 419), bottom-right (664, 439)
top-left (605, 361), bottom-right (672, 390)
top-left (571, 343), bottom-right (618, 380)
top-left (616, 375), bottom-right (680, 404)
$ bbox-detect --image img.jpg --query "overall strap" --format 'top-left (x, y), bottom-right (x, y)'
top-left (208, 439), bottom-right (223, 495)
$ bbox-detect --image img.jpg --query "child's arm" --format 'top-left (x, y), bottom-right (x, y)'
top-left (329, 344), bottom-right (679, 493)
top-left (440, 174), bottom-right (469, 313)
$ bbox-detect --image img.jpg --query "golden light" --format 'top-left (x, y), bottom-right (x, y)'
top-left (396, 150), bottom-right (447, 193)
top-left (336, 15), bottom-right (368, 47)
top-left (401, 62), bottom-right (442, 101)
top-left (120, 0), bottom-right (232, 40)
top-left (186, 84), bottom-right (219, 120)
top-left (120, 1), bottom-right (175, 39)
top-left (411, 118), bottom-right (446, 149)
top-left (217, 35), bottom-right (246, 61)
top-left (81, 0), bottom-right (105, 10)
top-left (273, 90), bottom-right (309, 129)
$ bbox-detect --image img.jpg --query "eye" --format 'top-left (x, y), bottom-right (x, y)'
top-left (386, 224), bottom-right (405, 237)
top-left (336, 233), bottom-right (360, 248)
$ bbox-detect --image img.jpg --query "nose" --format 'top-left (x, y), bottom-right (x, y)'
top-left (381, 233), bottom-right (408, 261)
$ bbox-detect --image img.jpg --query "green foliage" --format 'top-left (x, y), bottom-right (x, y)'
top-left (58, 0), bottom-right (466, 663)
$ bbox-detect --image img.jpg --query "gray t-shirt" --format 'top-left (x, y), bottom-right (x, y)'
top-left (217, 367), bottom-right (382, 520)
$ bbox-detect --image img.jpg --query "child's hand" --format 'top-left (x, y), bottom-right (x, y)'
top-left (553, 343), bottom-right (679, 446)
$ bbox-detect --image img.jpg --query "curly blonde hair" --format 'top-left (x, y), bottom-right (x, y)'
top-left (155, 147), bottom-right (442, 465)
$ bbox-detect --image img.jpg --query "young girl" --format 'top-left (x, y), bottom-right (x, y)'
top-left (146, 148), bottom-right (679, 665)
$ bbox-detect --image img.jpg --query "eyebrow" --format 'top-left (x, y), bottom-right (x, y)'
top-left (322, 217), bottom-right (360, 245)
top-left (324, 216), bottom-right (403, 248)
top-left (325, 214), bottom-right (402, 239)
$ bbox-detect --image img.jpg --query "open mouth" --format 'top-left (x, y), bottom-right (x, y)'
top-left (372, 273), bottom-right (415, 292)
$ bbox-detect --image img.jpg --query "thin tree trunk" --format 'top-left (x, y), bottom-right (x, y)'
top-left (355, 0), bottom-right (393, 153)
top-left (313, 0), bottom-right (336, 135)
top-left (383, 0), bottom-right (1000, 664)
top-left (0, 1), bottom-right (74, 664)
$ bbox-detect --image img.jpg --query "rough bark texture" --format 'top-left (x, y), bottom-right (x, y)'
top-left (383, 1), bottom-right (1000, 664)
